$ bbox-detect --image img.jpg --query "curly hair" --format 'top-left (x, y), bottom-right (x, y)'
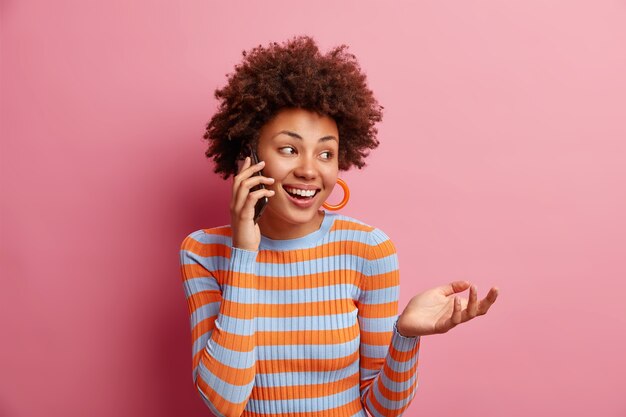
top-left (203, 35), bottom-right (384, 179)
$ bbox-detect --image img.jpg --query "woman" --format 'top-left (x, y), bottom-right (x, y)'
top-left (180, 36), bottom-right (498, 417)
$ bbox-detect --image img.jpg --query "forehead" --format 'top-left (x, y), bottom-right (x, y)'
top-left (260, 108), bottom-right (339, 140)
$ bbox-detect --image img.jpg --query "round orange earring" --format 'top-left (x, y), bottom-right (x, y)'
top-left (322, 178), bottom-right (350, 211)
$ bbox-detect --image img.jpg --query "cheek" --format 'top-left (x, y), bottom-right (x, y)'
top-left (323, 169), bottom-right (339, 189)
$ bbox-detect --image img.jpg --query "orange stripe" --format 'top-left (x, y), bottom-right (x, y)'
top-left (184, 267), bottom-right (398, 294)
top-left (183, 242), bottom-right (231, 258)
top-left (243, 397), bottom-right (363, 417)
top-left (258, 240), bottom-right (394, 263)
top-left (221, 299), bottom-right (357, 319)
top-left (360, 330), bottom-right (393, 346)
top-left (360, 357), bottom-right (384, 372)
top-left (196, 374), bottom-right (247, 417)
top-left (382, 362), bottom-right (419, 383)
top-left (191, 316), bottom-right (217, 343)
top-left (388, 339), bottom-right (421, 362)
top-left (187, 290), bottom-right (221, 312)
top-left (211, 330), bottom-right (255, 352)
top-left (256, 322), bottom-right (360, 346)
top-left (199, 354), bottom-right (255, 385)
top-left (180, 263), bottom-right (212, 280)
top-left (257, 270), bottom-right (357, 290)
top-left (331, 219), bottom-right (374, 232)
top-left (366, 377), bottom-right (416, 417)
top-left (251, 372), bottom-right (358, 400)
top-left (356, 301), bottom-right (398, 318)
top-left (257, 350), bottom-right (359, 374)
top-left (376, 377), bottom-right (416, 403)
top-left (202, 226), bottom-right (231, 237)
top-left (358, 270), bottom-right (398, 290)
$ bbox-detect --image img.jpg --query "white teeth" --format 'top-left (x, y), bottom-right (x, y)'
top-left (285, 187), bottom-right (317, 197)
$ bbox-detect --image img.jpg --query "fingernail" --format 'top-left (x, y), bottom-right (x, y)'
top-left (258, 160), bottom-right (265, 165)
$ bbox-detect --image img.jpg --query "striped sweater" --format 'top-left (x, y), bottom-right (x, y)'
top-left (179, 212), bottom-right (420, 417)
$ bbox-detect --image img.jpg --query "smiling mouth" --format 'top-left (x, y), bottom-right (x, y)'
top-left (283, 186), bottom-right (320, 200)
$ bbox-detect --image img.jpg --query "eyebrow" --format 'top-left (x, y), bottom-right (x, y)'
top-left (272, 130), bottom-right (338, 142)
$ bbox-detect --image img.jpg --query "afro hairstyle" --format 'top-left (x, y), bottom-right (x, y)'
top-left (203, 35), bottom-right (384, 179)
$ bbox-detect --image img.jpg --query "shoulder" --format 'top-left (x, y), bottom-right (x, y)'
top-left (179, 225), bottom-right (233, 252)
top-left (327, 213), bottom-right (395, 250)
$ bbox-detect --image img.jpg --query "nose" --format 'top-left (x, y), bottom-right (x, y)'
top-left (293, 154), bottom-right (318, 180)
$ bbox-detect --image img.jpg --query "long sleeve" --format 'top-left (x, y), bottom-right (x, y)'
top-left (180, 230), bottom-right (258, 417)
top-left (356, 228), bottom-right (420, 417)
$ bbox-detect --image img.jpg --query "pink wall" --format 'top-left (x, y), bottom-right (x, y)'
top-left (2, 1), bottom-right (625, 416)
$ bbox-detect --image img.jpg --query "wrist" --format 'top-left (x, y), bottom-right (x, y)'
top-left (395, 314), bottom-right (413, 338)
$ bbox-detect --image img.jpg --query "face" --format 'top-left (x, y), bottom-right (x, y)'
top-left (255, 108), bottom-right (339, 239)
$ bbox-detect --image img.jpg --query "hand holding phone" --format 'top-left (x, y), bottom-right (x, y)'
top-left (249, 149), bottom-right (269, 224)
top-left (230, 149), bottom-right (274, 251)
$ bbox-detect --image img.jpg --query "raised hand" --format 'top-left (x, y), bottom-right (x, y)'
top-left (396, 281), bottom-right (498, 337)
top-left (230, 156), bottom-right (275, 251)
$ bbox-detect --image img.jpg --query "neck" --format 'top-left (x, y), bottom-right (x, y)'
top-left (258, 210), bottom-right (325, 240)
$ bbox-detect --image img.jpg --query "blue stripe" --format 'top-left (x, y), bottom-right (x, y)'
top-left (197, 360), bottom-right (254, 404)
top-left (204, 343), bottom-right (255, 369)
top-left (373, 375), bottom-right (417, 409)
top-left (366, 253), bottom-right (398, 276)
top-left (255, 311), bottom-right (357, 331)
top-left (184, 277), bottom-right (221, 297)
top-left (221, 283), bottom-right (359, 304)
top-left (360, 343), bottom-right (388, 359)
top-left (247, 383), bottom-right (361, 413)
top-left (379, 369), bottom-right (418, 393)
top-left (183, 251), bottom-right (397, 278)
top-left (197, 387), bottom-right (226, 417)
top-left (190, 302), bottom-right (220, 331)
top-left (185, 227), bottom-right (376, 250)
top-left (192, 331), bottom-right (211, 357)
top-left (254, 361), bottom-right (359, 387)
top-left (385, 354), bottom-right (419, 373)
top-left (391, 332), bottom-right (420, 352)
top-left (211, 315), bottom-right (256, 335)
top-left (186, 229), bottom-right (231, 245)
top-left (198, 254), bottom-right (378, 277)
top-left (208, 312), bottom-right (359, 333)
top-left (257, 338), bottom-right (360, 360)
top-left (358, 316), bottom-right (396, 332)
top-left (357, 286), bottom-right (399, 304)
top-left (365, 394), bottom-right (386, 417)
top-left (328, 229), bottom-right (374, 244)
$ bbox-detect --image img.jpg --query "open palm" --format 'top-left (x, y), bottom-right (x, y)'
top-left (396, 281), bottom-right (499, 337)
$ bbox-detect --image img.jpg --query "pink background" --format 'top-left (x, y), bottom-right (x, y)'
top-left (2, 1), bottom-right (625, 416)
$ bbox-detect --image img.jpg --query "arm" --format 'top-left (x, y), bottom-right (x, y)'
top-left (180, 231), bottom-right (258, 417)
top-left (357, 229), bottom-right (420, 417)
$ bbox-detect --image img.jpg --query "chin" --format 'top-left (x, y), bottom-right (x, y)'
top-left (281, 206), bottom-right (322, 225)
top-left (266, 202), bottom-right (322, 226)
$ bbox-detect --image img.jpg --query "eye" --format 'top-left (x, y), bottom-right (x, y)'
top-left (320, 151), bottom-right (334, 160)
top-left (279, 146), bottom-right (296, 155)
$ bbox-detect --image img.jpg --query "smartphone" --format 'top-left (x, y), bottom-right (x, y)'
top-left (249, 148), bottom-right (268, 224)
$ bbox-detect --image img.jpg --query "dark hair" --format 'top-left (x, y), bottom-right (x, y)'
top-left (203, 35), bottom-right (384, 179)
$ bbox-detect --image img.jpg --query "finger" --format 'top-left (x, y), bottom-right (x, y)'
top-left (440, 280), bottom-right (471, 296)
top-left (232, 170), bottom-right (274, 212)
top-left (451, 296), bottom-right (463, 326)
top-left (477, 287), bottom-right (499, 316)
top-left (241, 174), bottom-right (275, 191)
top-left (462, 285), bottom-right (479, 322)
top-left (233, 176), bottom-right (274, 213)
top-left (239, 159), bottom-right (266, 179)
top-left (233, 159), bottom-right (265, 191)
top-left (238, 188), bottom-right (275, 220)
